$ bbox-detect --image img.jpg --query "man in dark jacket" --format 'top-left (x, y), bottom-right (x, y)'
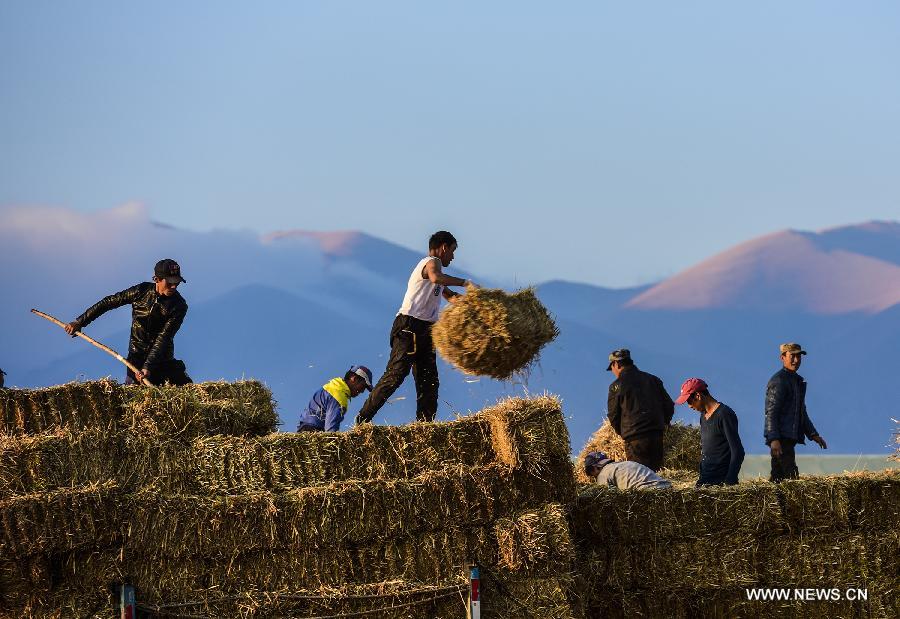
top-left (64, 259), bottom-right (191, 386)
top-left (676, 377), bottom-right (745, 486)
top-left (607, 349), bottom-right (674, 471)
top-left (765, 342), bottom-right (827, 481)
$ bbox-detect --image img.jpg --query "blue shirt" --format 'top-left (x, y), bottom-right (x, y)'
top-left (297, 377), bottom-right (352, 432)
top-left (698, 403), bottom-right (745, 486)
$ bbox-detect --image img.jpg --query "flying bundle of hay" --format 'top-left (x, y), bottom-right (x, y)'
top-left (574, 420), bottom-right (701, 482)
top-left (432, 286), bottom-right (559, 380)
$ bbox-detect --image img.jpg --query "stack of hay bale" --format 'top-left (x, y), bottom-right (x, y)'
top-left (0, 383), bottom-right (579, 618)
top-left (571, 471), bottom-right (900, 617)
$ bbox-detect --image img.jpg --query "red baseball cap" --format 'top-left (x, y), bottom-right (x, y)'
top-left (675, 377), bottom-right (708, 404)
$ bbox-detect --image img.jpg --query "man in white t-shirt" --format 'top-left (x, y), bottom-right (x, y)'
top-left (355, 231), bottom-right (476, 424)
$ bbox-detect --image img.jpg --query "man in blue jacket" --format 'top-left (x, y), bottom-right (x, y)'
top-left (765, 343), bottom-right (827, 481)
top-left (676, 377), bottom-right (745, 486)
top-left (298, 366), bottom-right (374, 432)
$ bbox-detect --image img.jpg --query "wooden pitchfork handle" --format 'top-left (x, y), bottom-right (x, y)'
top-left (30, 308), bottom-right (155, 387)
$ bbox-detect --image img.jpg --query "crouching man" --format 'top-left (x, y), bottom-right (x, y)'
top-left (584, 451), bottom-right (672, 490)
top-left (298, 366), bottom-right (374, 432)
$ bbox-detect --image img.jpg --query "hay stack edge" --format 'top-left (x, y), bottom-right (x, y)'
top-left (1, 381), bottom-right (898, 618)
top-left (432, 286), bottom-right (559, 380)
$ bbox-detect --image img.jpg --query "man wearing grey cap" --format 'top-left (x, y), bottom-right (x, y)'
top-left (606, 349), bottom-right (674, 471)
top-left (765, 342), bottom-right (827, 481)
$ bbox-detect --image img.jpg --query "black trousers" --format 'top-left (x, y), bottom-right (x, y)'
top-left (770, 438), bottom-right (799, 482)
top-left (624, 433), bottom-right (665, 472)
top-left (356, 314), bottom-right (439, 423)
top-left (126, 357), bottom-right (192, 386)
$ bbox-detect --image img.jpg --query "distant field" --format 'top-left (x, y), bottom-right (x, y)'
top-left (739, 455), bottom-right (898, 479)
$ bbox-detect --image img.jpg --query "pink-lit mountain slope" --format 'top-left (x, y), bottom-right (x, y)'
top-left (627, 221), bottom-right (900, 315)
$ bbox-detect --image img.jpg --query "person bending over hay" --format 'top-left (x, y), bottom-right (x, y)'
top-left (432, 286), bottom-right (559, 381)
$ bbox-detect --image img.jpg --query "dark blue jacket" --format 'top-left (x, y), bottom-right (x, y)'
top-left (764, 368), bottom-right (818, 445)
top-left (697, 403), bottom-right (745, 486)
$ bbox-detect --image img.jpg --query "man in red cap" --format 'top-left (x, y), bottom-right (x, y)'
top-left (676, 378), bottom-right (745, 486)
top-left (64, 259), bottom-right (191, 386)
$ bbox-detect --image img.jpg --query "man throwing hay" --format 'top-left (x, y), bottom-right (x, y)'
top-left (65, 259), bottom-right (191, 386)
top-left (355, 231), bottom-right (476, 424)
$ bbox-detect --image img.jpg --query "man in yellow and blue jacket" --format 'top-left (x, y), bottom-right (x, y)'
top-left (297, 365), bottom-right (374, 432)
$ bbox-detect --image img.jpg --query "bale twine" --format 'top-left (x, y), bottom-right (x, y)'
top-left (432, 286), bottom-right (559, 380)
top-left (575, 420), bottom-right (701, 482)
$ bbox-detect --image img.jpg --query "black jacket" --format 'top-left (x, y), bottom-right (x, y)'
top-left (764, 368), bottom-right (818, 445)
top-left (607, 365), bottom-right (674, 440)
top-left (75, 282), bottom-right (187, 370)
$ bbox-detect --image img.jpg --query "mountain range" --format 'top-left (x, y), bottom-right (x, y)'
top-left (1, 204), bottom-right (897, 454)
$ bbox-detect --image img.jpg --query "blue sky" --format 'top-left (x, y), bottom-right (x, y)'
top-left (2, 2), bottom-right (898, 287)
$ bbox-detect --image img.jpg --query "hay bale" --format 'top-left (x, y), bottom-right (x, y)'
top-left (0, 482), bottom-right (120, 558)
top-left (574, 420), bottom-right (701, 482)
top-left (0, 380), bottom-right (120, 437)
top-left (0, 380), bottom-right (277, 440)
top-left (175, 395), bottom-right (573, 496)
top-left (432, 286), bottom-right (558, 380)
top-left (122, 380), bottom-right (278, 438)
top-left (0, 430), bottom-right (123, 497)
top-left (493, 503), bottom-right (573, 573)
top-left (572, 481), bottom-right (784, 544)
top-left (126, 464), bottom-right (561, 558)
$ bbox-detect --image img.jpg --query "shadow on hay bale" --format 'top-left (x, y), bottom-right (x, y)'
top-left (432, 286), bottom-right (559, 380)
top-left (574, 420), bottom-right (701, 482)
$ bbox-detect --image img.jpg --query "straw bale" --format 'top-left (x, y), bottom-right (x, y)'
top-left (494, 503), bottom-right (573, 573)
top-left (574, 420), bottom-right (701, 482)
top-left (432, 286), bottom-right (559, 380)
top-left (0, 482), bottom-right (120, 558)
top-left (0, 380), bottom-right (277, 440)
top-left (0, 430), bottom-right (123, 496)
top-left (127, 464), bottom-right (561, 557)
top-left (122, 380), bottom-right (278, 438)
top-left (777, 472), bottom-right (900, 534)
top-left (184, 416), bottom-right (495, 493)
top-left (572, 481), bottom-right (783, 544)
top-left (174, 394), bottom-right (572, 496)
top-left (480, 395), bottom-right (573, 476)
top-left (0, 381), bottom-right (120, 437)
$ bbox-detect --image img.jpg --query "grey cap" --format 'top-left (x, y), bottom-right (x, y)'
top-left (606, 348), bottom-right (631, 371)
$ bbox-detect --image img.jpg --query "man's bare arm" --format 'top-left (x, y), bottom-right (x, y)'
top-left (423, 258), bottom-right (472, 288)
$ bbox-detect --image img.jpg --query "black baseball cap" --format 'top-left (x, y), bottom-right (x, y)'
top-left (154, 259), bottom-right (186, 284)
